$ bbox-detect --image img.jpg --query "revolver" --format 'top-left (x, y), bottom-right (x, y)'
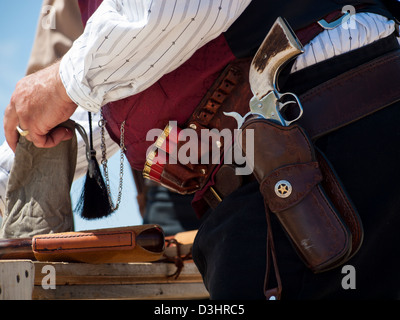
top-left (225, 17), bottom-right (304, 128)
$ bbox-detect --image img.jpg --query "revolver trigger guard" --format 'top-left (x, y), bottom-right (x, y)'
top-left (276, 92), bottom-right (304, 126)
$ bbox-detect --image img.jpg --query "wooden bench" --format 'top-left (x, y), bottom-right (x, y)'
top-left (0, 260), bottom-right (209, 300)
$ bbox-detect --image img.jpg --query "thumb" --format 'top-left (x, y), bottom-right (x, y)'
top-left (50, 127), bottom-right (74, 144)
top-left (34, 127), bottom-right (74, 149)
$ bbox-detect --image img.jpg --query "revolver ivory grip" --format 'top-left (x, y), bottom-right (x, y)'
top-left (250, 17), bottom-right (304, 101)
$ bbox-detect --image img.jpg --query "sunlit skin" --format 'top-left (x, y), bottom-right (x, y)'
top-left (3, 61), bottom-right (77, 152)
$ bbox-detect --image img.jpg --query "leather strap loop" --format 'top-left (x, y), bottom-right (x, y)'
top-left (298, 48), bottom-right (400, 140)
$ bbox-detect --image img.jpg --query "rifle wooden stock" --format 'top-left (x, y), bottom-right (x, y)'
top-left (0, 225), bottom-right (165, 264)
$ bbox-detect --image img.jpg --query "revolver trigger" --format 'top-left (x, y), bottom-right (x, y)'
top-left (275, 91), bottom-right (304, 126)
top-left (279, 99), bottom-right (297, 110)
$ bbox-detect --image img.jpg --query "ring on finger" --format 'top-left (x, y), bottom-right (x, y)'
top-left (16, 125), bottom-right (30, 137)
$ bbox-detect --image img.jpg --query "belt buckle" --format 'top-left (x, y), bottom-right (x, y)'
top-left (209, 186), bottom-right (222, 203)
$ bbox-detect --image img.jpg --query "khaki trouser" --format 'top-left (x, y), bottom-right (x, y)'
top-left (0, 0), bottom-right (84, 238)
top-left (26, 0), bottom-right (83, 75)
top-left (0, 121), bottom-right (77, 238)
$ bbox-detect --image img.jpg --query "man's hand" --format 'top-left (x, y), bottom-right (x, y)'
top-left (4, 61), bottom-right (78, 152)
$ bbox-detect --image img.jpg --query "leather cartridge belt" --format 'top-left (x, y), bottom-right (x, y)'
top-left (201, 43), bottom-right (400, 209)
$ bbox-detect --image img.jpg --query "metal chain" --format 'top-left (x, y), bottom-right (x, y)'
top-left (99, 111), bottom-right (126, 212)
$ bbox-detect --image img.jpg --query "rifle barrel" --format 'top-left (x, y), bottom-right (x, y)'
top-left (0, 238), bottom-right (35, 260)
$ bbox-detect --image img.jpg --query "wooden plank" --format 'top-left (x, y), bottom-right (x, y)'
top-left (33, 261), bottom-right (203, 285)
top-left (0, 260), bottom-right (34, 300)
top-left (33, 283), bottom-right (209, 300)
top-left (32, 261), bottom-right (209, 300)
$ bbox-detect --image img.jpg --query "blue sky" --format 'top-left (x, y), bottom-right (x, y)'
top-left (0, 1), bottom-right (142, 231)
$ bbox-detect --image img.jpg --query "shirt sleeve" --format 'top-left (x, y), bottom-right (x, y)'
top-left (59, 0), bottom-right (251, 113)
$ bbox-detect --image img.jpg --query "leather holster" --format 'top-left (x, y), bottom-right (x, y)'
top-left (238, 117), bottom-right (363, 273)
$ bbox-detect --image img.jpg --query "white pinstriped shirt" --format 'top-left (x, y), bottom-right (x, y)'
top-left (292, 12), bottom-right (396, 72)
top-left (0, 1), bottom-right (396, 216)
top-left (60, 0), bottom-right (252, 112)
top-left (59, 0), bottom-right (395, 113)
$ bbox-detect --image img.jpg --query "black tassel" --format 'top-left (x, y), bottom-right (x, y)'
top-left (75, 113), bottom-right (113, 220)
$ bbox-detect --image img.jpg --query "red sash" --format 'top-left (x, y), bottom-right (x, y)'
top-left (77, 0), bottom-right (235, 170)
